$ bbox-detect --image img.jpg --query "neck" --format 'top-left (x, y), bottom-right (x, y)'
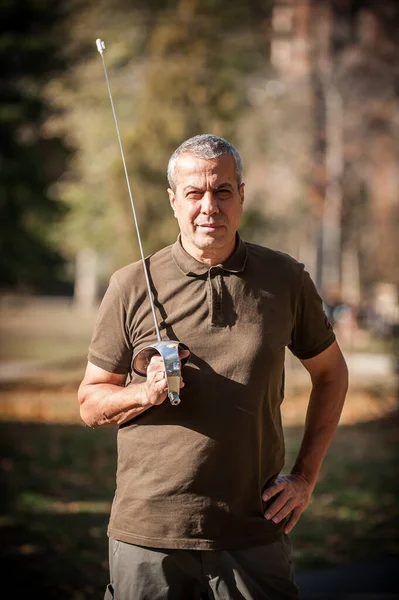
top-left (180, 235), bottom-right (236, 266)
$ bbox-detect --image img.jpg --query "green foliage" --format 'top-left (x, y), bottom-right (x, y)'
top-left (0, 0), bottom-right (72, 291)
top-left (46, 0), bottom-right (272, 276)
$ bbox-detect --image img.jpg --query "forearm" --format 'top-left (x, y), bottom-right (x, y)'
top-left (79, 381), bottom-right (150, 428)
top-left (291, 369), bottom-right (348, 488)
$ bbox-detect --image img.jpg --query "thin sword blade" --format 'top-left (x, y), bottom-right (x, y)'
top-left (96, 39), bottom-right (161, 342)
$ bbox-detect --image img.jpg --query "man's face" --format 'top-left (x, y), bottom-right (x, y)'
top-left (168, 153), bottom-right (244, 261)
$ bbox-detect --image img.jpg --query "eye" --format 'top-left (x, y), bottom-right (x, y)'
top-left (216, 188), bottom-right (231, 197)
top-left (186, 191), bottom-right (202, 200)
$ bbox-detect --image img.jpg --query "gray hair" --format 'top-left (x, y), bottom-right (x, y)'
top-left (167, 134), bottom-right (243, 191)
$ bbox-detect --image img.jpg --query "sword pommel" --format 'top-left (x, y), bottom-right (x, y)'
top-left (96, 39), bottom-right (105, 54)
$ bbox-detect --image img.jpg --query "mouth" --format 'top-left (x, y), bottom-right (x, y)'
top-left (197, 223), bottom-right (224, 231)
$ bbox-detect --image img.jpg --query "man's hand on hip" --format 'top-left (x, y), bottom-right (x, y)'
top-left (262, 474), bottom-right (313, 535)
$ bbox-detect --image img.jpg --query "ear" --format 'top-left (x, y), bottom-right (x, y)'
top-left (168, 188), bottom-right (177, 214)
top-left (239, 183), bottom-right (245, 205)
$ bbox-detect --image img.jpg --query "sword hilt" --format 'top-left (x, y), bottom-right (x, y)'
top-left (133, 341), bottom-right (190, 406)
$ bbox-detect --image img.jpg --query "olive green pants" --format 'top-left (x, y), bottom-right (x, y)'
top-left (104, 536), bottom-right (299, 600)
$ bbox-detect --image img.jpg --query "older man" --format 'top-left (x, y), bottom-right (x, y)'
top-left (78, 134), bottom-right (348, 600)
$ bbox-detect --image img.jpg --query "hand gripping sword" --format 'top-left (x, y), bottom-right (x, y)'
top-left (96, 39), bottom-right (190, 406)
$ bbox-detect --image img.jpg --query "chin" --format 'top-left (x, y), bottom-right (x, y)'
top-left (195, 234), bottom-right (227, 249)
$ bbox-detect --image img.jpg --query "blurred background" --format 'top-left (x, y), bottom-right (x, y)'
top-left (1, 0), bottom-right (398, 598)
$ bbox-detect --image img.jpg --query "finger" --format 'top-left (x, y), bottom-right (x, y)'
top-left (148, 350), bottom-right (189, 372)
top-left (149, 380), bottom-right (168, 405)
top-left (148, 355), bottom-right (165, 370)
top-left (143, 381), bottom-right (167, 406)
top-left (146, 368), bottom-right (164, 385)
top-left (153, 370), bottom-right (166, 382)
top-left (267, 497), bottom-right (296, 524)
top-left (264, 493), bottom-right (290, 520)
top-left (147, 368), bottom-right (167, 387)
top-left (283, 507), bottom-right (302, 534)
top-left (153, 373), bottom-right (168, 390)
top-left (262, 480), bottom-right (287, 502)
top-left (147, 364), bottom-right (166, 382)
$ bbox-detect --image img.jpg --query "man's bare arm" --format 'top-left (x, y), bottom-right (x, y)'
top-left (262, 340), bottom-right (349, 533)
top-left (290, 340), bottom-right (349, 487)
top-left (78, 351), bottom-right (189, 428)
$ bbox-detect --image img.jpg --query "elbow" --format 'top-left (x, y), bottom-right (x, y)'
top-left (78, 386), bottom-right (99, 429)
top-left (79, 400), bottom-right (95, 429)
top-left (79, 406), bottom-right (98, 429)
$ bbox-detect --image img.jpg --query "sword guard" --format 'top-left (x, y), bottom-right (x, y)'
top-left (132, 341), bottom-right (190, 406)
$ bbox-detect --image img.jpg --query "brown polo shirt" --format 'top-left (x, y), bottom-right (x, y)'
top-left (88, 235), bottom-right (335, 550)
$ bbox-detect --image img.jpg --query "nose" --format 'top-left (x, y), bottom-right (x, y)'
top-left (200, 191), bottom-right (219, 215)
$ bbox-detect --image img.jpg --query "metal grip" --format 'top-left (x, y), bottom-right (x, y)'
top-left (168, 391), bottom-right (181, 406)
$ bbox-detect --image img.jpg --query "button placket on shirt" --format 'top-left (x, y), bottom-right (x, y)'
top-left (208, 267), bottom-right (224, 326)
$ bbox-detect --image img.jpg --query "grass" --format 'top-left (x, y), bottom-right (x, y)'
top-left (1, 401), bottom-right (398, 598)
top-left (285, 416), bottom-right (399, 570)
top-left (0, 298), bottom-right (398, 598)
top-left (0, 422), bottom-right (115, 599)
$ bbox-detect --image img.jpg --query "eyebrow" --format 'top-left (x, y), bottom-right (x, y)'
top-left (215, 183), bottom-right (234, 190)
top-left (183, 186), bottom-right (203, 193)
top-left (183, 182), bottom-right (234, 193)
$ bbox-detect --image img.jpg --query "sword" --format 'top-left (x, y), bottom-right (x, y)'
top-left (96, 39), bottom-right (190, 406)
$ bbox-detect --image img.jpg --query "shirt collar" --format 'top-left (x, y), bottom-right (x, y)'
top-left (172, 234), bottom-right (248, 277)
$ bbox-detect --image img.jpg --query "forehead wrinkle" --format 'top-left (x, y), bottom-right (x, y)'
top-left (174, 154), bottom-right (238, 192)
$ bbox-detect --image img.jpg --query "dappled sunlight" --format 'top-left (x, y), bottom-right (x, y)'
top-left (282, 385), bottom-right (398, 428)
top-left (0, 388), bottom-right (82, 424)
top-left (1, 298), bottom-right (397, 597)
top-left (0, 385), bottom-right (397, 427)
top-left (1, 408), bottom-right (398, 597)
top-left (284, 409), bottom-right (399, 566)
top-left (0, 422), bottom-right (116, 598)
top-left (2, 0), bottom-right (399, 596)
top-left (17, 493), bottom-right (111, 515)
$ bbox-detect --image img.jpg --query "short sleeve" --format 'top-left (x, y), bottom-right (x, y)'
top-left (288, 267), bottom-right (336, 360)
top-left (87, 274), bottom-right (133, 373)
